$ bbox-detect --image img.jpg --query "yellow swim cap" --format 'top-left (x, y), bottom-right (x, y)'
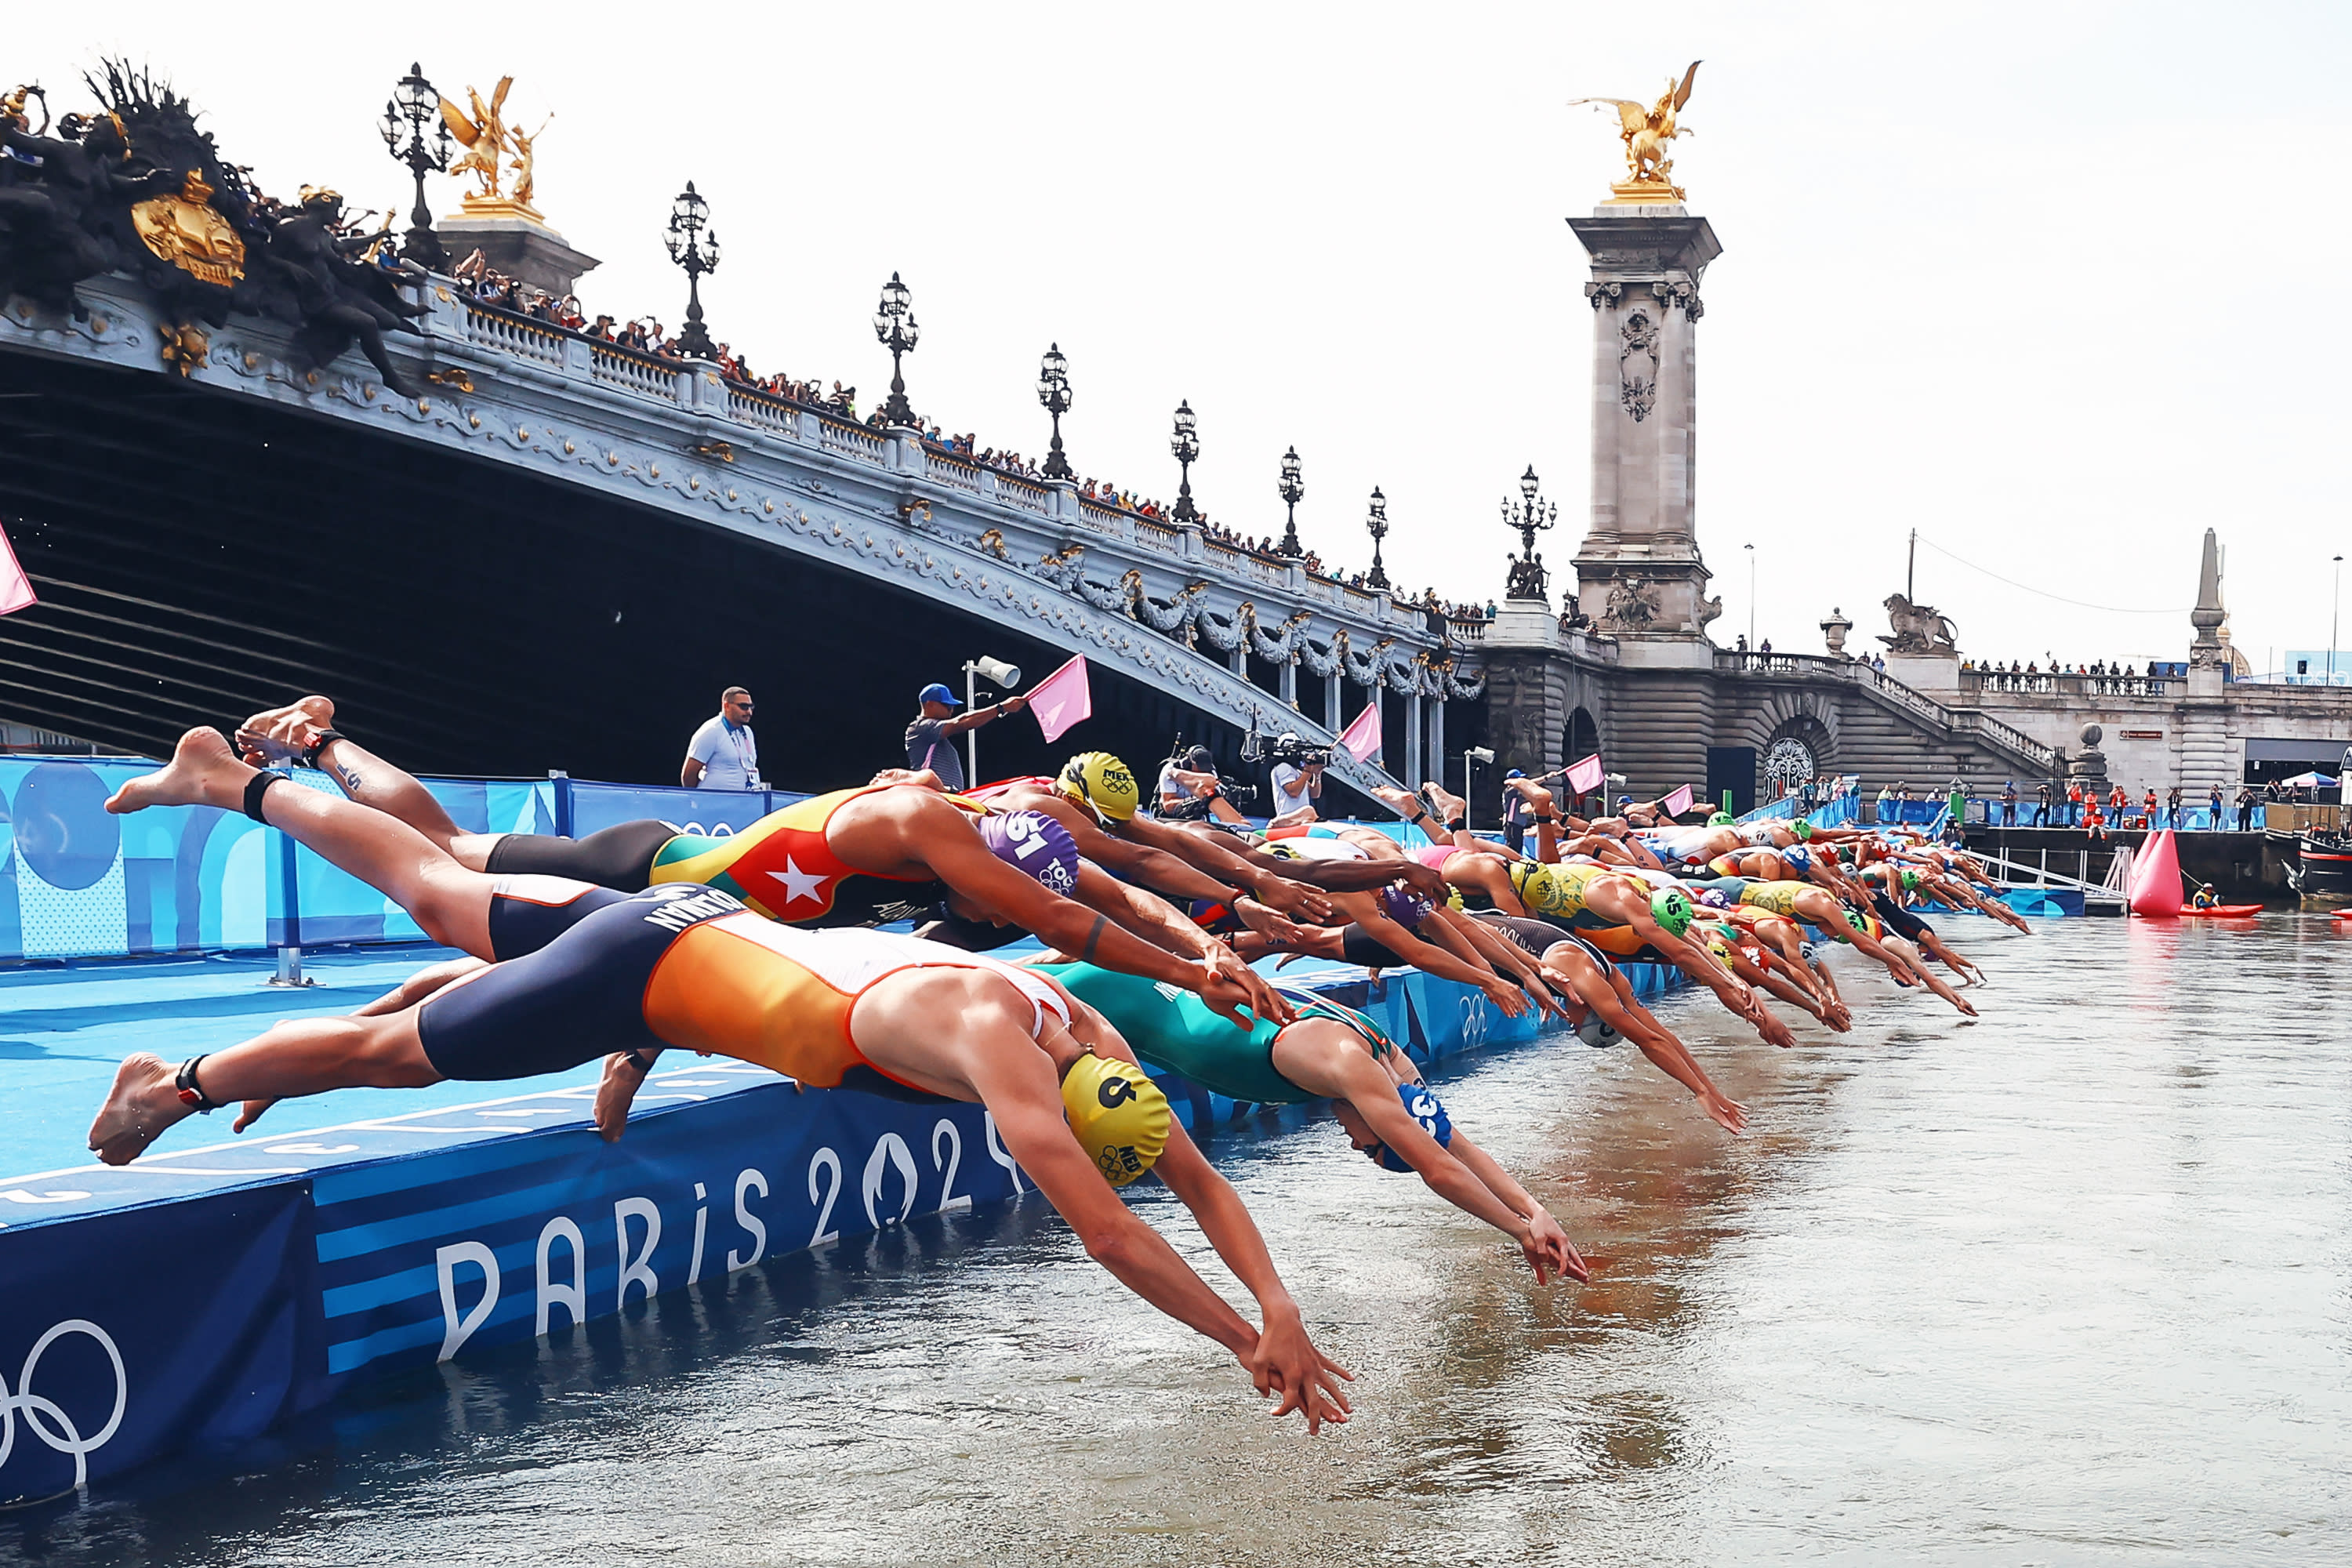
top-left (1508, 861), bottom-right (1570, 917)
top-left (1056, 752), bottom-right (1140, 824)
top-left (1061, 1053), bottom-right (1171, 1185)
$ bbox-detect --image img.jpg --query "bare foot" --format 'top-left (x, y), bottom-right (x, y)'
top-left (1367, 784), bottom-right (1421, 818)
top-left (594, 1051), bottom-right (653, 1142)
top-left (234, 698), bottom-right (335, 766)
top-left (89, 1053), bottom-right (191, 1165)
top-left (105, 727), bottom-right (254, 815)
top-left (1505, 778), bottom-right (1556, 812)
top-left (1421, 782), bottom-right (1468, 823)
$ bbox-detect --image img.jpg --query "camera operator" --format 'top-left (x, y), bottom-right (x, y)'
top-left (1156, 745), bottom-right (1252, 825)
top-left (1267, 733), bottom-right (1327, 828)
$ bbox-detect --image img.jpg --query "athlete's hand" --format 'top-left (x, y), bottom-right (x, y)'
top-left (593, 1050), bottom-right (655, 1142)
top-left (1245, 1309), bottom-right (1353, 1435)
top-left (1523, 1209), bottom-right (1589, 1285)
top-left (1253, 875), bottom-right (1335, 925)
top-left (1479, 977), bottom-right (1530, 1018)
top-left (1698, 1091), bottom-right (1748, 1135)
top-left (1198, 950), bottom-right (1294, 1029)
top-left (1232, 898), bottom-right (1312, 949)
top-left (232, 1097), bottom-right (279, 1134)
top-left (1394, 861), bottom-right (1449, 900)
top-left (1825, 1001), bottom-right (1853, 1032)
top-left (1525, 975), bottom-right (1570, 1024)
top-left (1754, 1011), bottom-right (1797, 1050)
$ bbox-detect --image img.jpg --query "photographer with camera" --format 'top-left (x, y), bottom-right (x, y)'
top-left (1156, 744), bottom-right (1254, 826)
top-left (1265, 732), bottom-right (1327, 828)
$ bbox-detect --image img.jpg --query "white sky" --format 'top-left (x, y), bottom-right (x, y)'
top-left (17, 2), bottom-right (2352, 672)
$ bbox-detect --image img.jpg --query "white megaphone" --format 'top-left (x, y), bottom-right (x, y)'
top-left (967, 655), bottom-right (1022, 690)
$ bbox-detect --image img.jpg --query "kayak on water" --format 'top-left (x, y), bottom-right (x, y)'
top-left (2177, 904), bottom-right (2266, 918)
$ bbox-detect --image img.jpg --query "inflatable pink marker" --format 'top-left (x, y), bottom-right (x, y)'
top-left (2129, 829), bottom-right (2182, 918)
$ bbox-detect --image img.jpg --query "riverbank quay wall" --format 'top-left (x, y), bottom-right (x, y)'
top-left (0, 275), bottom-right (1483, 802)
top-left (1475, 606), bottom-right (2058, 818)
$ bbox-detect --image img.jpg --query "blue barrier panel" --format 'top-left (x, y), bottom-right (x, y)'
top-left (568, 781), bottom-right (808, 839)
top-left (0, 1184), bottom-right (324, 1503)
top-left (283, 775), bottom-right (560, 948)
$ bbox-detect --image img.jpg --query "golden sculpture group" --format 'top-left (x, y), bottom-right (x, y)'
top-left (1570, 60), bottom-right (1700, 204)
top-left (438, 76), bottom-right (552, 219)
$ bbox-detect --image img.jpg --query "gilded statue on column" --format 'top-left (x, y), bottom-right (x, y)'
top-left (1570, 60), bottom-right (1700, 204)
top-left (438, 77), bottom-right (553, 220)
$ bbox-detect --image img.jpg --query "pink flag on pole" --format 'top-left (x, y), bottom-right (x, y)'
top-left (1566, 753), bottom-right (1605, 797)
top-left (1338, 702), bottom-right (1384, 763)
top-left (0, 521), bottom-right (34, 616)
top-left (1662, 783), bottom-right (1696, 818)
top-left (1027, 655), bottom-right (1092, 744)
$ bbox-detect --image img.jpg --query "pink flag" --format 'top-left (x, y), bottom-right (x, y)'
top-left (1566, 753), bottom-right (1605, 797)
top-left (0, 520), bottom-right (34, 616)
top-left (1338, 702), bottom-right (1383, 763)
top-left (1027, 655), bottom-right (1092, 744)
top-left (1662, 783), bottom-right (1695, 818)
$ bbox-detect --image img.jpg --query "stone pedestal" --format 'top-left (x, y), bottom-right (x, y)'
top-left (1883, 649), bottom-right (1961, 695)
top-left (1567, 206), bottom-right (1722, 644)
top-left (434, 206), bottom-right (601, 296)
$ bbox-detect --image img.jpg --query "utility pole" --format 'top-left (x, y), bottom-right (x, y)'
top-left (1907, 528), bottom-right (1917, 602)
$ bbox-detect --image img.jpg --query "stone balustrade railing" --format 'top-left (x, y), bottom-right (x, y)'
top-left (426, 295), bottom-right (1478, 692)
top-left (1961, 670), bottom-right (2173, 700)
top-left (1713, 650), bottom-right (2060, 771)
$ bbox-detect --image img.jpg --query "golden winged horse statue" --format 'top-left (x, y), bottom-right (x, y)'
top-left (1570, 60), bottom-right (1700, 195)
top-left (438, 77), bottom-right (514, 202)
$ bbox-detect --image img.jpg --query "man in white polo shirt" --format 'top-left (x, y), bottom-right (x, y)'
top-left (682, 686), bottom-right (761, 789)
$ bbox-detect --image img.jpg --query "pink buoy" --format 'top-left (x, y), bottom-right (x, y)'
top-left (2130, 829), bottom-right (2182, 918)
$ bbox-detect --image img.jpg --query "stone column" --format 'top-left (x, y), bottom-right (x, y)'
top-left (1279, 659), bottom-right (1298, 709)
top-left (1405, 691), bottom-right (1424, 789)
top-left (1326, 672), bottom-right (1341, 731)
top-left (1568, 208), bottom-right (1723, 665)
top-left (1428, 696), bottom-right (1446, 792)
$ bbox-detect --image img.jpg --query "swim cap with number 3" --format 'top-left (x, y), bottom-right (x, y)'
top-left (1061, 1052), bottom-right (1170, 1185)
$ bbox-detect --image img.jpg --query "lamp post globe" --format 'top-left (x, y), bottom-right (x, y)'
top-left (1277, 445), bottom-right (1305, 557)
top-left (664, 182), bottom-right (721, 360)
top-left (874, 272), bottom-right (920, 426)
top-left (379, 63), bottom-right (453, 269)
top-left (1364, 485), bottom-right (1391, 590)
top-left (1036, 343), bottom-right (1073, 479)
top-left (1170, 400), bottom-right (1200, 523)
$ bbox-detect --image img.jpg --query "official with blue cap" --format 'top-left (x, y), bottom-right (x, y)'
top-left (906, 678), bottom-right (1027, 792)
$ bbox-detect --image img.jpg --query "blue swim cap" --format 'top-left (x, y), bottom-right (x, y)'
top-left (1780, 845), bottom-right (1813, 873)
top-left (977, 811), bottom-right (1080, 896)
top-left (1374, 1083), bottom-right (1454, 1172)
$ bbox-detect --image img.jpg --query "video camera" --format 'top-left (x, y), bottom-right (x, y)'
top-left (1241, 728), bottom-right (1332, 771)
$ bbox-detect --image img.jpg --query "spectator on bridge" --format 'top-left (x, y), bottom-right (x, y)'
top-left (1759, 637), bottom-right (1773, 655)
top-left (2237, 786), bottom-right (2257, 832)
top-left (2108, 783), bottom-right (2129, 825)
top-left (2034, 780), bottom-right (2053, 826)
top-left (2002, 779), bottom-right (2019, 826)
top-left (682, 686), bottom-right (760, 790)
top-left (2209, 781), bottom-right (2225, 824)
top-left (904, 681), bottom-right (1028, 793)
top-left (2167, 784), bottom-right (2183, 829)
top-left (1875, 782), bottom-right (1893, 822)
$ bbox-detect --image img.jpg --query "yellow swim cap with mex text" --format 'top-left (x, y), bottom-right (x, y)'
top-left (1061, 1052), bottom-right (1171, 1185)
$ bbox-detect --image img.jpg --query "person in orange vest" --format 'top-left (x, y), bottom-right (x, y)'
top-left (2085, 797), bottom-right (2108, 841)
top-left (2143, 787), bottom-right (2159, 828)
top-left (2108, 783), bottom-right (2129, 826)
top-left (2067, 781), bottom-right (2085, 827)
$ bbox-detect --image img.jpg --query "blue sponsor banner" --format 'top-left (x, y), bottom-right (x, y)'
top-left (0, 1184), bottom-right (324, 1502)
top-left (568, 780), bottom-right (807, 839)
top-left (311, 1083), bottom-right (1014, 1380)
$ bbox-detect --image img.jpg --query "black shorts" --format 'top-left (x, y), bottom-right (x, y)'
top-left (1339, 923), bottom-right (1408, 968)
top-left (483, 818), bottom-right (678, 893)
top-left (419, 884), bottom-right (742, 1081)
top-left (1871, 889), bottom-right (1933, 942)
top-left (486, 877), bottom-right (632, 960)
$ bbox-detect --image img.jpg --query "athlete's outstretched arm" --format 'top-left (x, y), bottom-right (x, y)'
top-left (1437, 1128), bottom-right (1588, 1283)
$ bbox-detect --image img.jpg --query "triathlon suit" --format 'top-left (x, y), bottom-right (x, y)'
top-left (484, 874), bottom-right (631, 960)
top-left (481, 786), bottom-right (988, 927)
top-left (1637, 829), bottom-right (1716, 866)
top-left (1412, 844), bottom-right (1459, 871)
top-left (1693, 876), bottom-right (1809, 919)
top-left (1468, 910), bottom-right (1618, 976)
top-left (1039, 963), bottom-right (1396, 1106)
top-left (419, 884), bottom-right (1069, 1101)
top-left (1736, 822), bottom-right (1785, 848)
top-left (1869, 886), bottom-right (1933, 942)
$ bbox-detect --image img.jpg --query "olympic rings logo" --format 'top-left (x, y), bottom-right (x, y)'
top-left (0, 1320), bottom-right (127, 1487)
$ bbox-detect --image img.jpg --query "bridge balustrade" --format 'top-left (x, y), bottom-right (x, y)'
top-left (1961, 671), bottom-right (2172, 699)
top-left (589, 340), bottom-right (683, 402)
top-left (815, 416), bottom-right (887, 465)
top-left (463, 303), bottom-right (568, 367)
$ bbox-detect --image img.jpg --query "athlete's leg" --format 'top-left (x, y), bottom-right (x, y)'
top-left (89, 1007), bottom-right (435, 1166)
top-left (234, 699), bottom-right (503, 869)
top-left (108, 728), bottom-right (497, 957)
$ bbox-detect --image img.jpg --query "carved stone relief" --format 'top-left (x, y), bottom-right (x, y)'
top-left (1619, 308), bottom-right (1659, 422)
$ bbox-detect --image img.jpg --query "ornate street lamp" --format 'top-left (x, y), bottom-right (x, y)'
top-left (1169, 400), bottom-right (1200, 522)
top-left (1501, 463), bottom-right (1557, 600)
top-left (664, 182), bottom-right (722, 359)
top-left (378, 63), bottom-right (452, 269)
top-left (1277, 445), bottom-right (1305, 557)
top-left (1364, 486), bottom-right (1391, 590)
top-left (1036, 343), bottom-right (1073, 478)
top-left (874, 272), bottom-right (920, 426)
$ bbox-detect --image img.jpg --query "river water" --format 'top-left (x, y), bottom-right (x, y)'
top-left (5, 915), bottom-right (2348, 1566)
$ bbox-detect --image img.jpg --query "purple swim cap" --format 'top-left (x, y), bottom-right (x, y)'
top-left (1379, 884), bottom-right (1434, 929)
top-left (977, 810), bottom-right (1081, 896)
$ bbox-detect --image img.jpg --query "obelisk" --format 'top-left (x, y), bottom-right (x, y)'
top-left (1566, 72), bottom-right (1722, 666)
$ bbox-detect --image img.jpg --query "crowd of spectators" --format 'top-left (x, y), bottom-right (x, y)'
top-left (1962, 659), bottom-right (2165, 679)
top-left (452, 258), bottom-right (1498, 620)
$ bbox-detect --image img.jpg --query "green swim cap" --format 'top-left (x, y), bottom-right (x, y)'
top-left (1900, 869), bottom-right (1922, 891)
top-left (1792, 820), bottom-right (1814, 840)
top-left (1650, 887), bottom-right (1694, 938)
top-left (1708, 811), bottom-right (1736, 826)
